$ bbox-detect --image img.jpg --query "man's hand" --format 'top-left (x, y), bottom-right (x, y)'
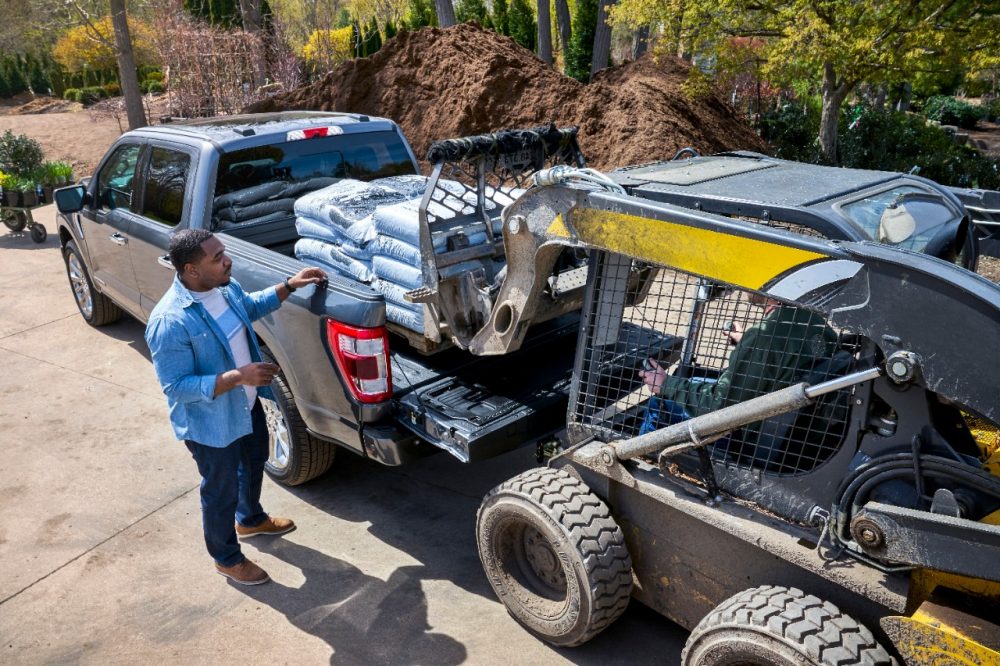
top-left (237, 362), bottom-right (280, 387)
top-left (639, 358), bottom-right (668, 393)
top-left (288, 267), bottom-right (327, 290)
top-left (727, 321), bottom-right (745, 346)
top-left (214, 362), bottom-right (279, 397)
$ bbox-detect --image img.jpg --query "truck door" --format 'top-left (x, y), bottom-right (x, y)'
top-left (129, 144), bottom-right (196, 317)
top-left (80, 142), bottom-right (144, 318)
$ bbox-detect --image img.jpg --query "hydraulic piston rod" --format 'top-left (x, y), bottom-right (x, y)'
top-left (613, 367), bottom-right (883, 462)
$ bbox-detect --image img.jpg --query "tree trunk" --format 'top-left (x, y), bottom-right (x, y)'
top-left (590, 0), bottom-right (616, 77)
top-left (537, 0), bottom-right (552, 63)
top-left (819, 62), bottom-right (850, 164)
top-left (109, 0), bottom-right (146, 130)
top-left (554, 0), bottom-right (571, 52)
top-left (632, 24), bottom-right (648, 58)
top-left (895, 82), bottom-right (912, 112)
top-left (238, 0), bottom-right (262, 32)
top-left (435, 0), bottom-right (456, 26)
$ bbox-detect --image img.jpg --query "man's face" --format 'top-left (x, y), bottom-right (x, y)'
top-left (186, 235), bottom-right (232, 289)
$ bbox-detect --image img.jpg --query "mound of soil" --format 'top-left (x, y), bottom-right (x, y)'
top-left (1, 95), bottom-right (78, 115)
top-left (250, 23), bottom-right (765, 170)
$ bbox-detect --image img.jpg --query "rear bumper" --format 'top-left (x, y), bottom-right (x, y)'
top-left (360, 422), bottom-right (435, 466)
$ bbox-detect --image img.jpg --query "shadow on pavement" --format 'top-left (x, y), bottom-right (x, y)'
top-left (272, 449), bottom-right (689, 663)
top-left (244, 538), bottom-right (467, 665)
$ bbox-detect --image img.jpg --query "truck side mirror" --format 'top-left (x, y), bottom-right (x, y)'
top-left (54, 184), bottom-right (89, 214)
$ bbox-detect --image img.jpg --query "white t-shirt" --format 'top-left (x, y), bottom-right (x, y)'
top-left (191, 288), bottom-right (256, 406)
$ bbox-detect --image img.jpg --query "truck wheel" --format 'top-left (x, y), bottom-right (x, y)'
top-left (476, 467), bottom-right (633, 647)
top-left (682, 585), bottom-right (895, 666)
top-left (62, 241), bottom-right (122, 326)
top-left (262, 366), bottom-right (335, 486)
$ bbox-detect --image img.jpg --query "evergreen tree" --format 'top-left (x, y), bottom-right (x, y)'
top-left (363, 19), bottom-right (382, 56)
top-left (404, 0), bottom-right (437, 28)
top-left (183, 0), bottom-right (241, 28)
top-left (565, 0), bottom-right (596, 81)
top-left (385, 20), bottom-right (398, 40)
top-left (508, 0), bottom-right (535, 50)
top-left (455, 0), bottom-right (488, 23)
top-left (491, 0), bottom-right (509, 36)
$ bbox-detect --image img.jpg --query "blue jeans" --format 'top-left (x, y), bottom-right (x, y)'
top-left (639, 396), bottom-right (691, 435)
top-left (185, 399), bottom-right (270, 567)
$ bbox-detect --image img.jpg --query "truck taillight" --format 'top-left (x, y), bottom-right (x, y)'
top-left (325, 320), bottom-right (392, 403)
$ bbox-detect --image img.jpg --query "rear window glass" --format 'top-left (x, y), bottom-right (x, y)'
top-left (214, 130), bottom-right (416, 196)
top-left (839, 185), bottom-right (925, 237)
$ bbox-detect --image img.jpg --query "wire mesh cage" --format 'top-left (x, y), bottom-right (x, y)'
top-left (570, 251), bottom-right (860, 476)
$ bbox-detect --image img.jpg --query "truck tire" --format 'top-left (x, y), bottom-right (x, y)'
top-left (262, 363), bottom-right (335, 486)
top-left (682, 585), bottom-right (895, 666)
top-left (62, 240), bottom-right (123, 326)
top-left (476, 467), bottom-right (633, 647)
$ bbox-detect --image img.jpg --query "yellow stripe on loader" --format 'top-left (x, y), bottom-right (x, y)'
top-left (549, 208), bottom-right (827, 291)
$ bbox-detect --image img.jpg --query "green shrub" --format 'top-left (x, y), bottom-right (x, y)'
top-left (143, 80), bottom-right (165, 94)
top-left (920, 95), bottom-right (984, 129)
top-left (143, 70), bottom-right (164, 83)
top-left (983, 97), bottom-right (1000, 123)
top-left (840, 106), bottom-right (998, 189)
top-left (0, 130), bottom-right (44, 177)
top-left (62, 87), bottom-right (80, 101)
top-left (76, 86), bottom-right (106, 105)
top-left (102, 81), bottom-right (121, 97)
top-left (759, 102), bottom-right (823, 163)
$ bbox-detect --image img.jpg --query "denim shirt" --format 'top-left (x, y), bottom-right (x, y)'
top-left (145, 275), bottom-right (281, 447)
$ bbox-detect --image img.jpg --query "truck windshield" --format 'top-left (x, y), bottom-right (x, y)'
top-left (214, 130), bottom-right (416, 196)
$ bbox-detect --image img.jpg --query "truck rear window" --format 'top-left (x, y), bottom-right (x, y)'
top-left (214, 131), bottom-right (416, 196)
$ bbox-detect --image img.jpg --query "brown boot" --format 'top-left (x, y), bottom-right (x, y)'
top-left (236, 516), bottom-right (296, 539)
top-left (215, 558), bottom-right (270, 585)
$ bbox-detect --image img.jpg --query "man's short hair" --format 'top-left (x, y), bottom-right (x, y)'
top-left (168, 229), bottom-right (214, 272)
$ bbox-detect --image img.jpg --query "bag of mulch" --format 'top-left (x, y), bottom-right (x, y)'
top-left (295, 216), bottom-right (372, 261)
top-left (216, 198), bottom-right (297, 223)
top-left (372, 256), bottom-right (423, 290)
top-left (214, 182), bottom-right (284, 210)
top-left (216, 210), bottom-right (291, 231)
top-left (385, 303), bottom-right (424, 333)
top-left (294, 238), bottom-right (374, 283)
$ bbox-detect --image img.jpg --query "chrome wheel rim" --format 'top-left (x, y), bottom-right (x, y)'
top-left (67, 254), bottom-right (93, 318)
top-left (263, 398), bottom-right (290, 471)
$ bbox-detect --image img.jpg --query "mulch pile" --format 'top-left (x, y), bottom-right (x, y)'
top-left (249, 23), bottom-right (765, 170)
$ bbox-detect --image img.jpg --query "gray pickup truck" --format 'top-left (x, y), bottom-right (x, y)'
top-left (53, 112), bottom-right (579, 485)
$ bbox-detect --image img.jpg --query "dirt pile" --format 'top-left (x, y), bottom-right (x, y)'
top-left (250, 23), bottom-right (765, 170)
top-left (0, 96), bottom-right (78, 115)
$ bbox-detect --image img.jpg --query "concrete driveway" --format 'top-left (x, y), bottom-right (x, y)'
top-left (0, 205), bottom-right (688, 664)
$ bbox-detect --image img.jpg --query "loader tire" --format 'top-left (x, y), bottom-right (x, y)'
top-left (476, 467), bottom-right (632, 647)
top-left (261, 359), bottom-right (335, 486)
top-left (682, 585), bottom-right (895, 666)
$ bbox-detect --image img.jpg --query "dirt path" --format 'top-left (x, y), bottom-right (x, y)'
top-left (0, 111), bottom-right (123, 178)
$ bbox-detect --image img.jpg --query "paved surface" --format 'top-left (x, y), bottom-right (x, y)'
top-left (0, 205), bottom-right (688, 664)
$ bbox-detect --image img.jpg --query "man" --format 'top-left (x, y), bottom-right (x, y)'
top-left (639, 295), bottom-right (838, 433)
top-left (145, 228), bottom-right (326, 585)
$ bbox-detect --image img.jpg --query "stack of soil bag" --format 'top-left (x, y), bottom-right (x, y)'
top-left (213, 177), bottom-right (338, 229)
top-left (293, 175), bottom-right (513, 334)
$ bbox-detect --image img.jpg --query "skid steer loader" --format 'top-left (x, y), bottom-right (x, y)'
top-left (451, 136), bottom-right (1000, 664)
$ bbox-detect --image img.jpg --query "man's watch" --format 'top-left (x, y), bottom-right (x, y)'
top-left (283, 277), bottom-right (297, 293)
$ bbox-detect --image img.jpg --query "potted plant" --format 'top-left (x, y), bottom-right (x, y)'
top-left (15, 176), bottom-right (38, 208)
top-left (0, 170), bottom-right (10, 207)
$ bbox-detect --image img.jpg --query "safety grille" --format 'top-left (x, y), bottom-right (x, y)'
top-left (570, 252), bottom-right (857, 476)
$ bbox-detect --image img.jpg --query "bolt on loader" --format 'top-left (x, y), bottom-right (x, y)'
top-left (432, 128), bottom-right (1000, 664)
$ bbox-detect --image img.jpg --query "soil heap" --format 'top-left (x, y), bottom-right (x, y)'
top-left (250, 23), bottom-right (765, 170)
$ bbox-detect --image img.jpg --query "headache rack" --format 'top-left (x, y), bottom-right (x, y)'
top-left (399, 124), bottom-right (587, 353)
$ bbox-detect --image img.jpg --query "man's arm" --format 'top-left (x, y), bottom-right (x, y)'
top-left (146, 316), bottom-right (220, 404)
top-left (243, 267), bottom-right (328, 320)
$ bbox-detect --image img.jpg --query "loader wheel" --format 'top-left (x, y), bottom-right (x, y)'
top-left (682, 585), bottom-right (894, 666)
top-left (262, 357), bottom-right (335, 486)
top-left (476, 467), bottom-right (633, 647)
